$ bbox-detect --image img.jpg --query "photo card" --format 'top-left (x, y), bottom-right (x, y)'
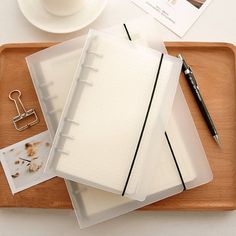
top-left (0, 131), bottom-right (55, 194)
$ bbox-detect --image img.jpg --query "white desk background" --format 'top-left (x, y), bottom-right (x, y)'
top-left (0, 0), bottom-right (236, 235)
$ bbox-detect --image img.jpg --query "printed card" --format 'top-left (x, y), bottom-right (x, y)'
top-left (132, 0), bottom-right (213, 37)
top-left (0, 131), bottom-right (54, 194)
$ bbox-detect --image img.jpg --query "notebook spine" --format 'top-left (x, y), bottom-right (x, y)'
top-left (54, 36), bottom-right (104, 160)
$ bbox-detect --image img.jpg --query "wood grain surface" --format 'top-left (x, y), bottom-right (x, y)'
top-left (0, 42), bottom-right (235, 210)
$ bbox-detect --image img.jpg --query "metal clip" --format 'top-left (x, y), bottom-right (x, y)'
top-left (43, 95), bottom-right (57, 101)
top-left (48, 108), bottom-right (62, 115)
top-left (82, 64), bottom-right (98, 72)
top-left (56, 148), bottom-right (70, 155)
top-left (77, 79), bottom-right (93, 87)
top-left (39, 81), bottom-right (53, 88)
top-left (60, 132), bottom-right (75, 140)
top-left (87, 50), bottom-right (103, 58)
top-left (65, 118), bottom-right (80, 126)
top-left (9, 90), bottom-right (39, 131)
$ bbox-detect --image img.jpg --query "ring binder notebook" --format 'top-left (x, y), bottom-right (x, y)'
top-left (45, 30), bottom-right (182, 201)
top-left (27, 17), bottom-right (212, 227)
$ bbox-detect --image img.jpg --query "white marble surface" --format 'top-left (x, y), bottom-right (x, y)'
top-left (0, 0), bottom-right (236, 235)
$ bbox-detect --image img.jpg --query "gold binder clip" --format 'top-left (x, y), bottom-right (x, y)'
top-left (9, 90), bottom-right (39, 131)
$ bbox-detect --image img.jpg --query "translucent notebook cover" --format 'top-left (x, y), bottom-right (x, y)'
top-left (26, 17), bottom-right (213, 227)
top-left (42, 29), bottom-right (182, 201)
top-left (66, 85), bottom-right (213, 228)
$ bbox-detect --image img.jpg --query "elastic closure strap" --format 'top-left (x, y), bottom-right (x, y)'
top-left (165, 132), bottom-right (186, 191)
top-left (122, 53), bottom-right (164, 196)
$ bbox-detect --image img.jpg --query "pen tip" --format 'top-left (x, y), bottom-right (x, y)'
top-left (213, 135), bottom-right (220, 145)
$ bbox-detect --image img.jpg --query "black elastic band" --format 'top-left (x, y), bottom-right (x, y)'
top-left (165, 132), bottom-right (186, 191)
top-left (122, 53), bottom-right (164, 196)
top-left (123, 24), bottom-right (132, 41)
top-left (122, 23), bottom-right (164, 196)
top-left (122, 23), bottom-right (186, 194)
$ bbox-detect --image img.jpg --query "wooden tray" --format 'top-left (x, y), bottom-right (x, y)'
top-left (0, 42), bottom-right (235, 210)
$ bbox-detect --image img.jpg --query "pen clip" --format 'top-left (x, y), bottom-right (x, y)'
top-left (178, 54), bottom-right (197, 86)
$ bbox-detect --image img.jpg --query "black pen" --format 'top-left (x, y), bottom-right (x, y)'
top-left (178, 54), bottom-right (220, 145)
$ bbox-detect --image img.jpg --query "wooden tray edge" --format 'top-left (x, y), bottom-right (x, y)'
top-left (0, 42), bottom-right (56, 50)
top-left (165, 41), bottom-right (236, 50)
top-left (1, 41), bottom-right (235, 49)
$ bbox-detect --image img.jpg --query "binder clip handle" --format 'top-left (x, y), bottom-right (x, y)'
top-left (9, 90), bottom-right (27, 116)
top-left (9, 89), bottom-right (39, 131)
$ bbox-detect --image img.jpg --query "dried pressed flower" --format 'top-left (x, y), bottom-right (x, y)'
top-left (25, 142), bottom-right (40, 157)
top-left (11, 172), bottom-right (19, 178)
top-left (28, 160), bottom-right (43, 172)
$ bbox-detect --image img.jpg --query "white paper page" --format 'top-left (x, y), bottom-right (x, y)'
top-left (132, 0), bottom-right (213, 37)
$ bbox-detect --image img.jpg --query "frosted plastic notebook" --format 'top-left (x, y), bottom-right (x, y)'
top-left (45, 30), bottom-right (182, 201)
top-left (27, 17), bottom-right (212, 228)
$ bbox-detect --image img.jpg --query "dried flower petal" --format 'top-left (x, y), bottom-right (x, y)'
top-left (28, 160), bottom-right (43, 172)
top-left (11, 172), bottom-right (19, 178)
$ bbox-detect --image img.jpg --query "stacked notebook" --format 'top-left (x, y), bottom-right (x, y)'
top-left (26, 17), bottom-right (213, 228)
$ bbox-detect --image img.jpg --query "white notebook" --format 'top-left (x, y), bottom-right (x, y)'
top-left (27, 17), bottom-right (213, 228)
top-left (45, 30), bottom-right (182, 201)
